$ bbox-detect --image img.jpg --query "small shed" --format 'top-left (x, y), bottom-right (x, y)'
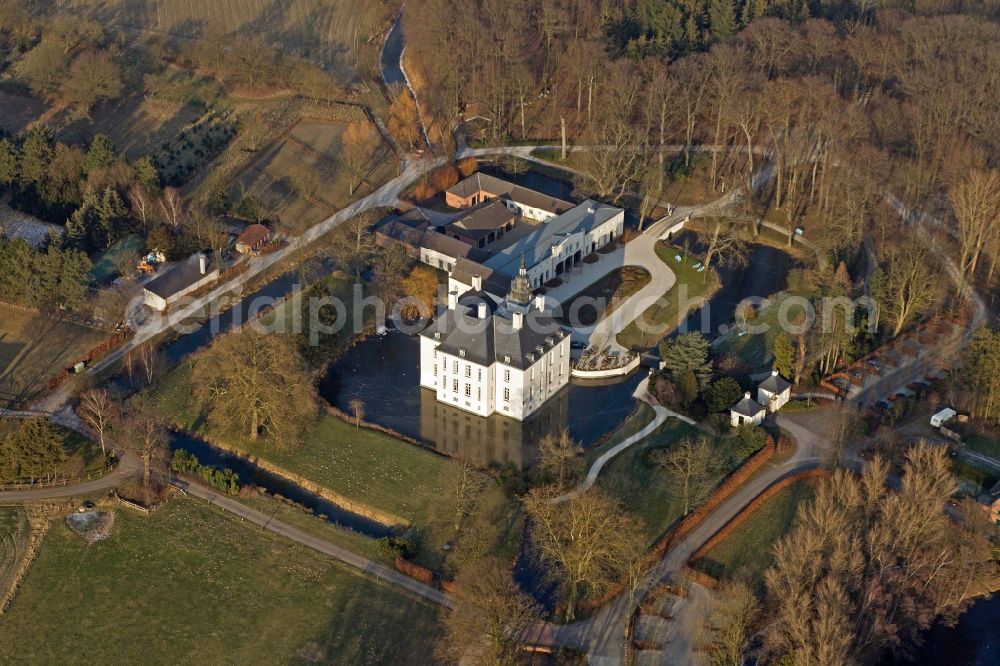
top-left (930, 407), bottom-right (957, 428)
top-left (235, 224), bottom-right (271, 255)
top-left (730, 392), bottom-right (766, 427)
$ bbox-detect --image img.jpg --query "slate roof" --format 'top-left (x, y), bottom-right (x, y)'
top-left (446, 173), bottom-right (573, 215)
top-left (145, 254), bottom-right (214, 299)
top-left (483, 200), bottom-right (622, 277)
top-left (421, 301), bottom-right (567, 370)
top-left (448, 200), bottom-right (515, 239)
top-left (731, 393), bottom-right (765, 418)
top-left (421, 231), bottom-right (475, 258)
top-left (450, 257), bottom-right (513, 296)
top-left (758, 371), bottom-right (792, 394)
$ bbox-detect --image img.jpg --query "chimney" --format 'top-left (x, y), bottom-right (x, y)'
top-left (534, 294), bottom-right (546, 312)
top-left (512, 311), bottom-right (524, 330)
top-left (198, 254), bottom-right (207, 275)
top-left (472, 275), bottom-right (483, 291)
top-left (448, 290), bottom-right (458, 310)
top-left (478, 302), bottom-right (488, 319)
top-left (772, 369), bottom-right (779, 377)
top-left (744, 392), bottom-right (751, 400)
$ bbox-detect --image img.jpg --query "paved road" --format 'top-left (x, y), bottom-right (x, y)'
top-left (0, 408), bottom-right (143, 500)
top-left (525, 409), bottom-right (825, 662)
top-left (176, 478), bottom-right (454, 608)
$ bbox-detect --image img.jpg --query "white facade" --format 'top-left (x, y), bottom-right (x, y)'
top-left (421, 247), bottom-right (456, 273)
top-left (419, 306), bottom-right (572, 421)
top-left (730, 392), bottom-right (766, 427)
top-left (757, 370), bottom-right (792, 413)
top-left (500, 197), bottom-right (558, 223)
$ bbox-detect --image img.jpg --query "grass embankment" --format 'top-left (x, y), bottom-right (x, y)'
top-left (595, 417), bottom-right (705, 543)
top-left (555, 266), bottom-right (651, 327)
top-left (0, 506), bottom-right (29, 598)
top-left (0, 304), bottom-right (106, 401)
top-left (151, 363), bottom-right (458, 527)
top-left (692, 480), bottom-right (815, 593)
top-left (617, 243), bottom-right (719, 350)
top-left (0, 499), bottom-right (443, 664)
top-left (583, 403), bottom-right (656, 467)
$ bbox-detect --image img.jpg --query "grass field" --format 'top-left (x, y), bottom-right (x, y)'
top-left (715, 293), bottom-right (806, 373)
top-left (693, 480), bottom-right (815, 594)
top-left (231, 120), bottom-right (396, 235)
top-left (150, 362), bottom-right (460, 527)
top-left (617, 243), bottom-right (719, 350)
top-left (595, 417), bottom-right (705, 543)
top-left (0, 304), bottom-right (106, 405)
top-left (54, 0), bottom-right (373, 79)
top-left (583, 402), bottom-right (656, 467)
top-left (0, 506), bottom-right (30, 600)
top-left (0, 498), bottom-right (443, 664)
top-left (0, 89), bottom-right (47, 136)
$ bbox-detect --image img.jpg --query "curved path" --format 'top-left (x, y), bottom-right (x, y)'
top-left (553, 378), bottom-right (697, 503)
top-left (524, 411), bottom-right (825, 663)
top-left (0, 408), bottom-right (143, 500)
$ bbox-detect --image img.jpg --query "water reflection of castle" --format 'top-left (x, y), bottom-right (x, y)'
top-left (420, 386), bottom-right (569, 469)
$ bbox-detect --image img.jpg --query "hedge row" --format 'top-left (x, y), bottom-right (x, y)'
top-left (683, 566), bottom-right (720, 591)
top-left (46, 328), bottom-right (134, 390)
top-left (688, 468), bottom-right (831, 565)
top-left (394, 555), bottom-right (434, 585)
top-left (652, 437), bottom-right (778, 558)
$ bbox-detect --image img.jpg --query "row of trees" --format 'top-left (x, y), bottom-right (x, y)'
top-left (763, 444), bottom-right (996, 664)
top-left (0, 235), bottom-right (91, 310)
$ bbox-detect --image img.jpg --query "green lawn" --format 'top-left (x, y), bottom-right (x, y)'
top-left (555, 266), bottom-right (651, 327)
top-left (694, 480), bottom-right (815, 594)
top-left (956, 423), bottom-right (1000, 459)
top-left (617, 243), bottom-right (719, 350)
top-left (0, 304), bottom-right (106, 404)
top-left (583, 402), bottom-right (656, 467)
top-left (714, 293), bottom-right (807, 373)
top-left (0, 498), bottom-right (442, 665)
top-left (237, 491), bottom-right (386, 562)
top-left (595, 417), bottom-right (704, 543)
top-left (150, 363), bottom-right (460, 527)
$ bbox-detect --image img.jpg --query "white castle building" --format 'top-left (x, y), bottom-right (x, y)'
top-left (419, 260), bottom-right (571, 420)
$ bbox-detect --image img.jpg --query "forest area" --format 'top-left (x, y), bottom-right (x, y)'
top-left (405, 0), bottom-right (1000, 414)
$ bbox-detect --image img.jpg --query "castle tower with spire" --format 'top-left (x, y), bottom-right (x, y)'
top-left (507, 255), bottom-right (532, 305)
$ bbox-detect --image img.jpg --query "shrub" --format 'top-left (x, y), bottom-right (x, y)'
top-left (704, 377), bottom-right (743, 413)
top-left (376, 535), bottom-right (411, 559)
top-left (457, 156), bottom-right (477, 177)
top-left (170, 449), bottom-right (241, 495)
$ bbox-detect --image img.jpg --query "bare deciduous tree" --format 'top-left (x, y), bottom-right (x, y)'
top-left (522, 486), bottom-right (645, 621)
top-left (77, 388), bottom-right (117, 456)
top-left (654, 437), bottom-right (720, 516)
